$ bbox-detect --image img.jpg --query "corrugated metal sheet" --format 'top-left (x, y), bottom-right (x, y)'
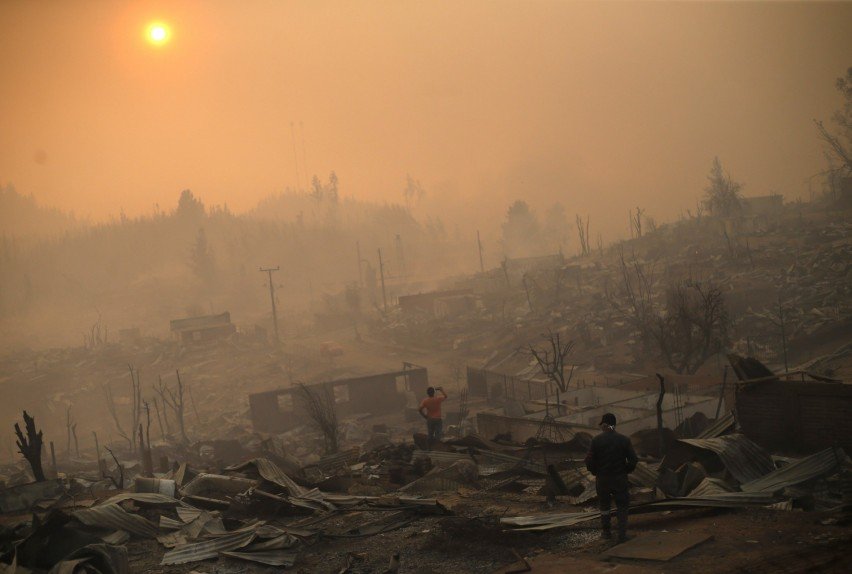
top-left (628, 462), bottom-right (660, 488)
top-left (688, 477), bottom-right (737, 497)
top-left (220, 550), bottom-right (298, 566)
top-left (159, 515), bottom-right (184, 530)
top-left (245, 533), bottom-right (300, 550)
top-left (478, 462), bottom-right (518, 476)
top-left (398, 476), bottom-right (464, 493)
top-left (160, 530), bottom-right (256, 565)
top-left (316, 447), bottom-right (360, 472)
top-left (74, 503), bottom-right (159, 539)
top-left (500, 491), bottom-right (778, 531)
top-left (500, 510), bottom-right (600, 530)
top-left (679, 434), bottom-right (774, 483)
top-left (740, 447), bottom-right (845, 493)
top-left (412, 450), bottom-right (470, 464)
top-left (697, 411), bottom-right (736, 439)
top-left (101, 492), bottom-right (181, 506)
top-left (176, 506), bottom-right (203, 523)
top-left (478, 450), bottom-right (547, 475)
top-left (227, 458), bottom-right (307, 496)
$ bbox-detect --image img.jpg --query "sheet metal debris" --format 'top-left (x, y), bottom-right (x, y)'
top-left (73, 503), bottom-right (159, 539)
top-left (678, 434), bottom-right (775, 483)
top-left (740, 447), bottom-right (847, 493)
top-left (160, 529), bottom-right (257, 565)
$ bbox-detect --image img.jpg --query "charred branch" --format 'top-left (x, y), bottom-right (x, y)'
top-left (14, 410), bottom-right (45, 482)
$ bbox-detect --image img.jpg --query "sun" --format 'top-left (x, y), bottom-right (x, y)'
top-left (146, 22), bottom-right (170, 46)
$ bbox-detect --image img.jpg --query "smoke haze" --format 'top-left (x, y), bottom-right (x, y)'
top-left (1, 1), bottom-right (850, 242)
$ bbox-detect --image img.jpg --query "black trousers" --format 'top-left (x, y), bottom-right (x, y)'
top-left (596, 473), bottom-right (630, 510)
top-left (596, 473), bottom-right (629, 535)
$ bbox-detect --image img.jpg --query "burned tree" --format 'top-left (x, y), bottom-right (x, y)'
top-left (296, 383), bottom-right (340, 455)
top-left (83, 315), bottom-right (109, 350)
top-left (189, 227), bottom-right (216, 285)
top-left (527, 329), bottom-right (576, 407)
top-left (502, 200), bottom-right (541, 258)
top-left (103, 386), bottom-right (131, 452)
top-left (814, 67), bottom-right (852, 182)
top-left (102, 446), bottom-right (124, 489)
top-left (702, 157), bottom-right (742, 217)
top-left (607, 246), bottom-right (657, 351)
top-left (629, 207), bottom-right (645, 239)
top-left (575, 214), bottom-right (591, 256)
top-left (103, 365), bottom-right (142, 452)
top-left (139, 402), bottom-right (154, 477)
top-left (159, 370), bottom-right (189, 443)
top-left (65, 406), bottom-right (79, 458)
top-left (608, 248), bottom-right (727, 373)
top-left (14, 411), bottom-right (45, 482)
top-left (650, 281), bottom-right (728, 374)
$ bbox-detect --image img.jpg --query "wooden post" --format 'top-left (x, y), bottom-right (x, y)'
top-left (260, 266), bottom-right (281, 345)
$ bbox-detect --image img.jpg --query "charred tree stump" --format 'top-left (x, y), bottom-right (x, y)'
top-left (14, 410), bottom-right (46, 482)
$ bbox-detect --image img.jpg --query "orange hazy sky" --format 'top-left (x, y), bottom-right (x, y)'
top-left (1, 1), bottom-right (850, 236)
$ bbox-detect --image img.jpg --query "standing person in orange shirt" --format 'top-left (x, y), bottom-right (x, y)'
top-left (419, 386), bottom-right (447, 447)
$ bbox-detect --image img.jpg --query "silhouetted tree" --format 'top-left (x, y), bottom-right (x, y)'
top-left (815, 67), bottom-right (852, 179)
top-left (650, 281), bottom-right (728, 374)
top-left (502, 200), bottom-right (541, 257)
top-left (402, 174), bottom-right (425, 211)
top-left (702, 158), bottom-right (742, 217)
top-left (311, 175), bottom-right (324, 201)
top-left (176, 189), bottom-right (205, 219)
top-left (189, 228), bottom-right (216, 284)
top-left (328, 171), bottom-right (339, 203)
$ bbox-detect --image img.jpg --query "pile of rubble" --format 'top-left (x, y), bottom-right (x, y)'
top-left (1, 402), bottom-right (851, 572)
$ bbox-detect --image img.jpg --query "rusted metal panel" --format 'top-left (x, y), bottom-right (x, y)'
top-left (736, 379), bottom-right (852, 453)
top-left (249, 366), bottom-right (427, 433)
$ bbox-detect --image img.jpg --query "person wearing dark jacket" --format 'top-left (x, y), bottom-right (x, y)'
top-left (585, 412), bottom-right (638, 542)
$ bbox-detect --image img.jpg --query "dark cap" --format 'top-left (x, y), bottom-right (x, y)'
top-left (599, 413), bottom-right (617, 426)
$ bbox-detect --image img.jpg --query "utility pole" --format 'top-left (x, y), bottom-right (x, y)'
top-left (260, 266), bottom-right (280, 344)
top-left (377, 248), bottom-right (388, 312)
top-left (476, 230), bottom-right (484, 273)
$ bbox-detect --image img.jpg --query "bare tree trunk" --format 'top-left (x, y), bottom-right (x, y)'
top-left (297, 383), bottom-right (340, 455)
top-left (103, 446), bottom-right (124, 489)
top-left (152, 397), bottom-right (166, 440)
